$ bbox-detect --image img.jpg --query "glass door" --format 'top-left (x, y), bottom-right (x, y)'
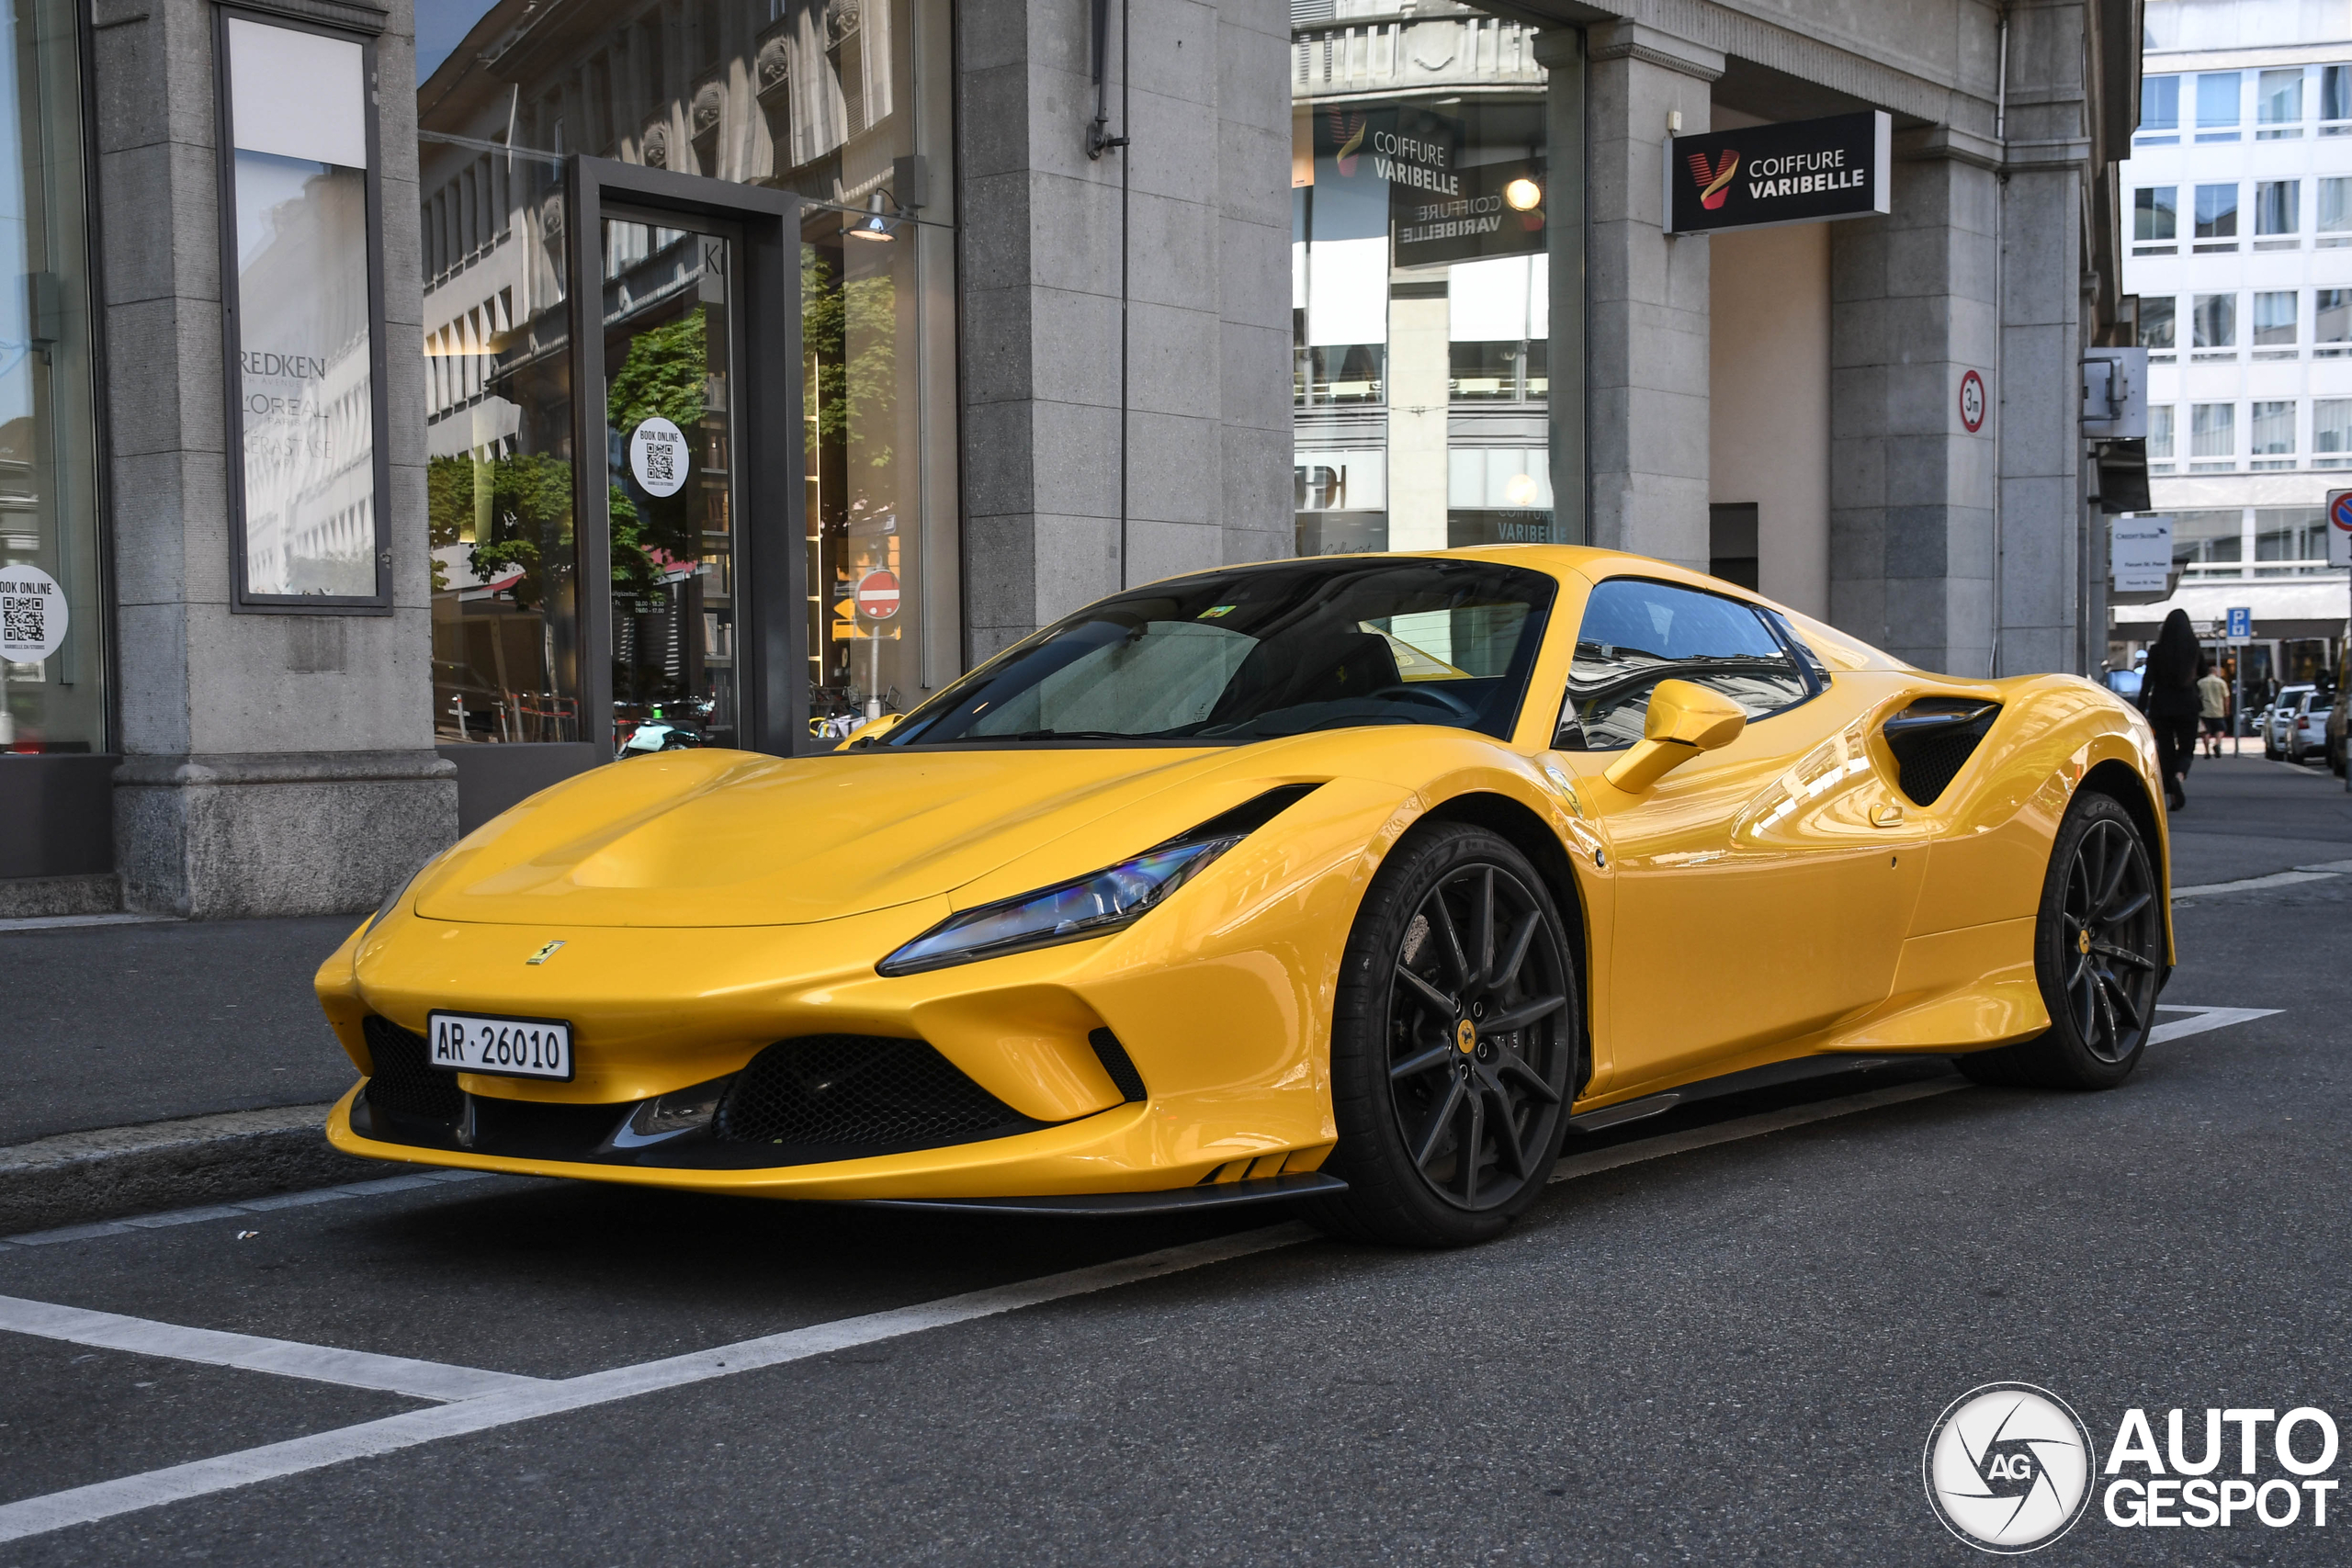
top-left (600, 216), bottom-right (740, 754)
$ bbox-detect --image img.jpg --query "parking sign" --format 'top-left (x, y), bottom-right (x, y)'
top-left (2226, 606), bottom-right (2252, 641)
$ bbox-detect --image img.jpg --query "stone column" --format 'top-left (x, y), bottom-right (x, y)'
top-left (1828, 137), bottom-right (2002, 676)
top-left (1582, 21), bottom-right (1720, 571)
top-left (96, 0), bottom-right (454, 918)
top-left (956, 0), bottom-right (1289, 663)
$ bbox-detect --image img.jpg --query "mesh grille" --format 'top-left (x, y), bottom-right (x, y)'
top-left (1089, 1028), bottom-right (1148, 1102)
top-left (713, 1034), bottom-right (1032, 1153)
top-left (362, 1016), bottom-right (464, 1122)
top-left (1888, 705), bottom-right (1998, 807)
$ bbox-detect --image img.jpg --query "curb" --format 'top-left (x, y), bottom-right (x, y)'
top-left (0, 1105), bottom-right (382, 1235)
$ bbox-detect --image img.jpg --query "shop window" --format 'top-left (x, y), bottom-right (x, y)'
top-left (2139, 74), bottom-right (2178, 142)
top-left (2258, 68), bottom-right (2304, 137)
top-left (2256, 507), bottom-right (2326, 566)
top-left (0, 0), bottom-right (101, 753)
top-left (219, 16), bottom-right (390, 610)
top-left (2196, 73), bottom-right (2240, 140)
top-left (2170, 511), bottom-right (2244, 568)
top-left (1292, 6), bottom-right (1571, 556)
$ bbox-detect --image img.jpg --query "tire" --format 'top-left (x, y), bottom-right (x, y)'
top-left (1303, 824), bottom-right (1578, 1247)
top-left (1956, 793), bottom-right (2165, 1090)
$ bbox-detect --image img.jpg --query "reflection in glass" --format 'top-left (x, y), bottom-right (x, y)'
top-left (1292, 6), bottom-right (1555, 557)
top-left (0, 0), bottom-right (99, 752)
top-left (423, 150), bottom-right (579, 745)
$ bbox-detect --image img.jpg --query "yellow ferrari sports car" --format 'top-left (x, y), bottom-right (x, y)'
top-left (317, 547), bottom-right (2171, 1246)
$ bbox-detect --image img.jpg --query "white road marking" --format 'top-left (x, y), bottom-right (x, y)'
top-left (2172, 869), bottom-right (2339, 899)
top-left (2148, 1005), bottom-right (2281, 1044)
top-left (0, 1294), bottom-right (548, 1403)
top-left (0, 1005), bottom-right (2282, 1544)
top-left (0, 1169), bottom-right (502, 1251)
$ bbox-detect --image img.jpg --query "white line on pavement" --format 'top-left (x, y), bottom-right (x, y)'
top-left (0, 1169), bottom-right (504, 1251)
top-left (0, 1294), bottom-right (549, 1403)
top-left (0, 1004), bottom-right (2281, 1544)
top-left (2172, 869), bottom-right (2340, 899)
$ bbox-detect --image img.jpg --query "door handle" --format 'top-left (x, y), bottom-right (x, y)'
top-left (1869, 802), bottom-right (1904, 828)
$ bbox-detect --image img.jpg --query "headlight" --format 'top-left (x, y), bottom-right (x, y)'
top-left (877, 837), bottom-right (1240, 976)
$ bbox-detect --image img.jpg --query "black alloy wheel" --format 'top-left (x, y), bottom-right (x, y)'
top-left (1958, 792), bottom-right (2165, 1090)
top-left (1306, 824), bottom-right (1577, 1247)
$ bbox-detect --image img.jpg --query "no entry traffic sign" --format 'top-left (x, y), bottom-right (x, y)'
top-left (854, 568), bottom-right (901, 621)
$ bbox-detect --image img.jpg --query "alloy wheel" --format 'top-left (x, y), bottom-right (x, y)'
top-left (1382, 863), bottom-right (1572, 1211)
top-left (2058, 818), bottom-right (2163, 1063)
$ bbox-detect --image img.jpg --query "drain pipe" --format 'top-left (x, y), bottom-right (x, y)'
top-left (1087, 0), bottom-right (1132, 586)
top-left (1989, 6), bottom-right (2010, 678)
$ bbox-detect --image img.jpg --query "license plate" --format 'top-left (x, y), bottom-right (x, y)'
top-left (424, 1011), bottom-right (573, 1080)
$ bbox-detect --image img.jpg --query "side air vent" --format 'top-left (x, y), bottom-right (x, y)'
top-left (1089, 1028), bottom-right (1148, 1102)
top-left (712, 1034), bottom-right (1038, 1157)
top-left (1883, 700), bottom-right (2000, 807)
top-left (361, 1015), bottom-right (464, 1122)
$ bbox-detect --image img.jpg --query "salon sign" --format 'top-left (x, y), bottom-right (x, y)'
top-left (1667, 110), bottom-right (1892, 236)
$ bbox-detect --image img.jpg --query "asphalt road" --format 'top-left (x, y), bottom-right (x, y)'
top-left (1, 755), bottom-right (2346, 1565)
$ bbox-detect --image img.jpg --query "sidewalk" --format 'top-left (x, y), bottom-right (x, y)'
top-left (0, 915), bottom-right (379, 1232)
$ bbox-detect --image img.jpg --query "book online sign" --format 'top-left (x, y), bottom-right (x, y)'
top-left (1667, 111), bottom-right (1891, 235)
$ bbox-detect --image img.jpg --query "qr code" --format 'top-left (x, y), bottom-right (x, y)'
top-left (641, 442), bottom-right (675, 485)
top-left (2, 594), bottom-right (40, 646)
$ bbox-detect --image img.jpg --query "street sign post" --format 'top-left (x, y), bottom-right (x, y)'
top-left (2226, 605), bottom-right (2253, 641)
top-left (2226, 605), bottom-right (2253, 755)
top-left (852, 569), bottom-right (901, 724)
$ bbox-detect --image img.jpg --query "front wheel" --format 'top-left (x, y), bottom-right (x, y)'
top-left (1957, 792), bottom-right (2165, 1089)
top-left (1305, 825), bottom-right (1578, 1247)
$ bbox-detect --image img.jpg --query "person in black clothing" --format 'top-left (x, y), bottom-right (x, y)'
top-left (2142, 608), bottom-right (2202, 810)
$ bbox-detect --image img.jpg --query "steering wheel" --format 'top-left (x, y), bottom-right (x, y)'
top-left (1368, 682), bottom-right (1480, 722)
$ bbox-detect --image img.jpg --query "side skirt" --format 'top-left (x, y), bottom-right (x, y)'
top-left (1567, 1055), bottom-right (1894, 1134)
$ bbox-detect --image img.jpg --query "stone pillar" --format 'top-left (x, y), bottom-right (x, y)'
top-left (1828, 139), bottom-right (2002, 676)
top-left (96, 0), bottom-right (454, 918)
top-left (956, 0), bottom-right (1289, 662)
top-left (1582, 22), bottom-right (1720, 571)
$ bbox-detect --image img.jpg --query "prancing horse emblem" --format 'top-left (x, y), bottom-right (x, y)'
top-left (526, 940), bottom-right (567, 965)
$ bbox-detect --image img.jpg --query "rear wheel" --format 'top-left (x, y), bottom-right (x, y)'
top-left (1957, 793), bottom-right (2165, 1090)
top-left (1305, 825), bottom-right (1577, 1247)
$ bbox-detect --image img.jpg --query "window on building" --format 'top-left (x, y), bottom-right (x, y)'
top-left (2148, 405), bottom-right (2176, 459)
top-left (2172, 511), bottom-right (2244, 566)
top-left (2256, 507), bottom-right (2326, 563)
top-left (2190, 402), bottom-right (2236, 459)
top-left (1294, 7), bottom-right (1568, 556)
top-left (2256, 180), bottom-right (2300, 234)
top-left (2315, 400), bottom-right (2352, 462)
top-left (2192, 293), bottom-right (2236, 347)
top-left (2140, 296), bottom-right (2176, 350)
top-left (2134, 186), bottom-right (2177, 245)
top-left (2141, 73), bottom-right (2179, 141)
top-left (2251, 401), bottom-right (2297, 463)
top-left (2323, 178), bottom-right (2352, 245)
top-left (2194, 183), bottom-right (2238, 243)
top-left (2254, 291), bottom-right (2299, 345)
top-left (2321, 289), bottom-right (2352, 350)
top-left (2197, 72), bottom-right (2241, 138)
top-left (2258, 68), bottom-right (2305, 136)
top-left (2324, 65), bottom-right (2352, 131)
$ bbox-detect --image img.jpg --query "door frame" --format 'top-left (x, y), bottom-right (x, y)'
top-left (565, 155), bottom-right (807, 757)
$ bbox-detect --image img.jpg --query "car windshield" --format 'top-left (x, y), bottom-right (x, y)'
top-left (876, 558), bottom-right (1556, 747)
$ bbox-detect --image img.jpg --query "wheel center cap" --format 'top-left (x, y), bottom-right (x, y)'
top-left (2078, 929), bottom-right (2093, 955)
top-left (1455, 1018), bottom-right (1478, 1054)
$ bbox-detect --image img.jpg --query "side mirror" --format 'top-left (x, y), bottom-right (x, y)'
top-left (836, 712), bottom-right (907, 750)
top-left (1602, 679), bottom-right (1746, 794)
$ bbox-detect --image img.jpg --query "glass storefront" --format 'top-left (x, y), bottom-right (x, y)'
top-left (0, 0), bottom-right (99, 752)
top-left (417, 0), bottom-right (956, 756)
top-left (1290, 2), bottom-right (1572, 558)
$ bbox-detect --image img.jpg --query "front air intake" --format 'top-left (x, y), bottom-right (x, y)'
top-left (712, 1034), bottom-right (1038, 1157)
top-left (361, 1015), bottom-right (464, 1122)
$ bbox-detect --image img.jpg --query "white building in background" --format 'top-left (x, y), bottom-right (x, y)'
top-left (2118, 0), bottom-right (2352, 690)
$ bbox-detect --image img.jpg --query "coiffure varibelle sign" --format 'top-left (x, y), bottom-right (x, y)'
top-left (1667, 110), bottom-right (1891, 236)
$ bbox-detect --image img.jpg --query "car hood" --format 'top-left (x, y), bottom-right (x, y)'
top-left (413, 744), bottom-right (1273, 928)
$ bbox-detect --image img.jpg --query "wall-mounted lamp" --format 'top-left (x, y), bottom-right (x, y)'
top-left (846, 191), bottom-right (898, 243)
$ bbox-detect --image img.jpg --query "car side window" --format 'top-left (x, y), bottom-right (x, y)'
top-left (1554, 579), bottom-right (1813, 750)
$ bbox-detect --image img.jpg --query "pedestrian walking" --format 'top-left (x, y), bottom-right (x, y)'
top-left (2143, 608), bottom-right (2202, 810)
top-left (2198, 658), bottom-right (2229, 759)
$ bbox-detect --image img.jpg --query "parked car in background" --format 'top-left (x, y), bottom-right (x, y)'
top-left (2266, 685), bottom-right (2319, 759)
